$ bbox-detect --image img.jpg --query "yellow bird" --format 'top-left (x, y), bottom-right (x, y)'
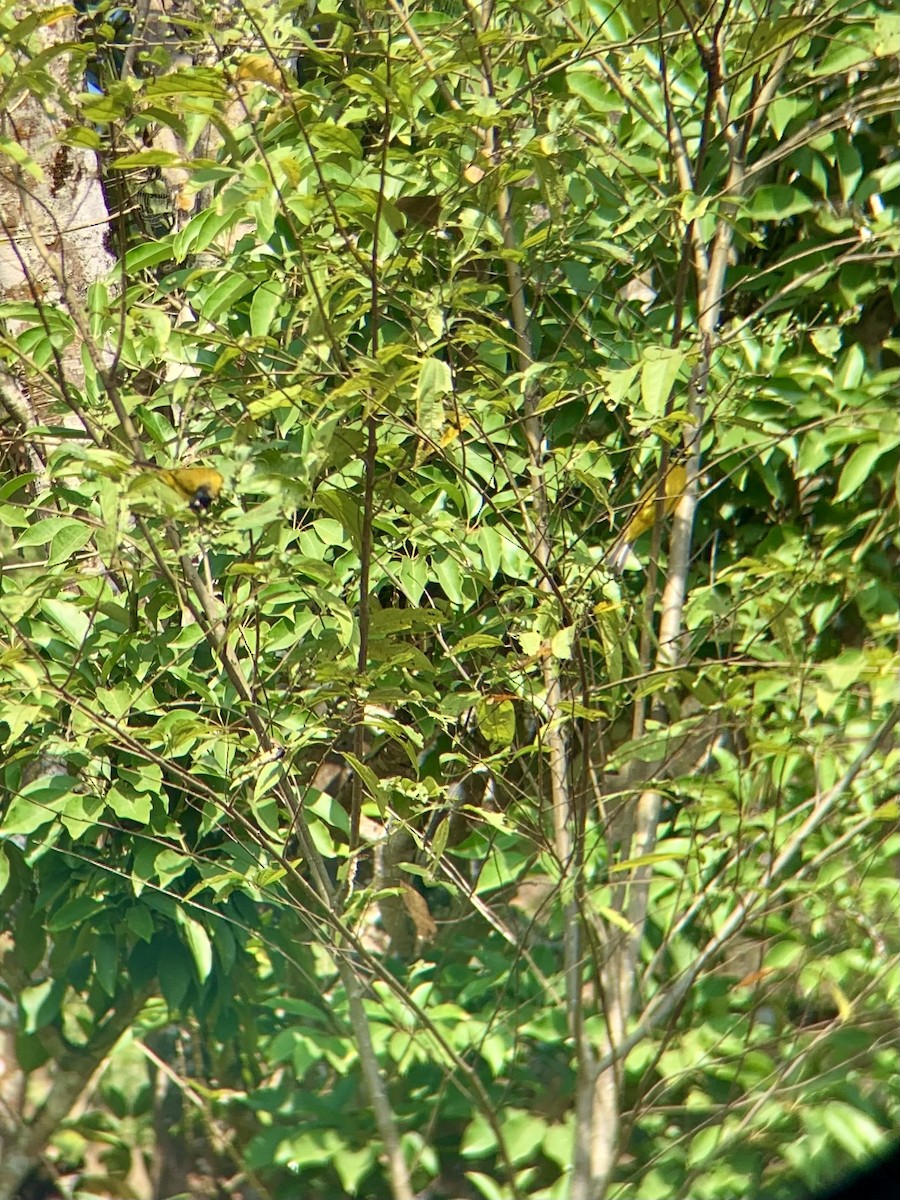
top-left (606, 462), bottom-right (687, 573)
top-left (153, 467), bottom-right (224, 514)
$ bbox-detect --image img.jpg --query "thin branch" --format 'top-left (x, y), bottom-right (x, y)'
top-left (600, 705), bottom-right (900, 1074)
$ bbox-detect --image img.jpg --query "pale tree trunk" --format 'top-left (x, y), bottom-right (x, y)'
top-left (0, 2), bottom-right (113, 482)
top-left (587, 31), bottom-right (798, 1198)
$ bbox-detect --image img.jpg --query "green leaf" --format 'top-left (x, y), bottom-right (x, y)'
top-left (39, 598), bottom-right (91, 646)
top-left (416, 356), bottom-right (453, 449)
top-left (465, 1173), bottom-right (507, 1200)
top-left (820, 1102), bottom-right (887, 1157)
top-left (688, 1125), bottom-right (722, 1167)
top-left (342, 752), bottom-right (388, 815)
top-left (0, 136), bottom-right (45, 183)
top-left (567, 68), bottom-right (619, 113)
top-left (501, 1110), bottom-right (547, 1165)
top-left (58, 792), bottom-right (104, 838)
top-left (125, 906), bottom-right (155, 942)
top-left (16, 517), bottom-right (82, 548)
top-left (747, 186), bottom-right (816, 220)
top-left (836, 440), bottom-right (895, 501)
top-left (432, 550), bottom-right (466, 605)
top-left (451, 633), bottom-right (504, 653)
top-left (124, 241), bottom-right (175, 272)
top-left (764, 940), bottom-right (803, 969)
top-left (461, 1112), bottom-right (498, 1158)
top-left (550, 624), bottom-right (575, 660)
top-left (107, 787), bottom-right (153, 825)
top-left (58, 125), bottom-right (101, 151)
top-left (251, 757), bottom-right (286, 808)
top-left (178, 910), bottom-right (214, 982)
top-left (20, 980), bottom-right (60, 1033)
top-left (249, 280), bottom-right (284, 338)
top-left (474, 697), bottom-right (516, 747)
top-left (48, 895), bottom-right (102, 931)
top-left (834, 135), bottom-right (863, 203)
top-left (873, 12), bottom-right (900, 56)
top-left (173, 206), bottom-right (237, 259)
top-left (144, 67), bottom-right (229, 101)
top-left (2, 775), bottom-right (80, 835)
top-left (542, 1119), bottom-right (575, 1170)
top-left (112, 150), bottom-right (183, 169)
top-left (640, 347), bottom-right (685, 416)
top-left (198, 272), bottom-right (256, 322)
top-left (591, 904), bottom-right (635, 934)
top-left (48, 522), bottom-right (93, 566)
top-left (154, 850), bottom-right (193, 889)
top-left (92, 935), bottom-right (118, 997)
top-left (333, 1144), bottom-right (376, 1193)
top-left (608, 850), bottom-right (690, 871)
top-left (810, 42), bottom-right (872, 77)
top-left (158, 939), bottom-right (193, 1010)
top-left (429, 817), bottom-right (450, 865)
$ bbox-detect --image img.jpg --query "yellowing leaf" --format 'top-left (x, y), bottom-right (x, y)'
top-left (236, 55), bottom-right (285, 89)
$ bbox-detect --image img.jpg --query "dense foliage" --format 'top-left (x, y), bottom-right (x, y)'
top-left (0, 2), bottom-right (897, 1199)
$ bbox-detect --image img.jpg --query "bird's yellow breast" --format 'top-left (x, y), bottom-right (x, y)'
top-left (155, 467), bottom-right (224, 513)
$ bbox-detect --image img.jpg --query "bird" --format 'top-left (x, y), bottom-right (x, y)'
top-left (152, 467), bottom-right (224, 514)
top-left (605, 461), bottom-right (687, 573)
